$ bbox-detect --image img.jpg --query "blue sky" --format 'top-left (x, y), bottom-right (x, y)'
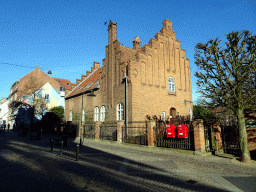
top-left (1, 0), bottom-right (255, 104)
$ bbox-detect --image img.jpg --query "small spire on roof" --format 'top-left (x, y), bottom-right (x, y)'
top-left (133, 36), bottom-right (141, 43)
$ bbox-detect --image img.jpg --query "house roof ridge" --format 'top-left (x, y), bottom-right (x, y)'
top-left (66, 68), bottom-right (99, 97)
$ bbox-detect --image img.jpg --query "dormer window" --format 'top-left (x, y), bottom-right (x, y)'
top-left (60, 87), bottom-right (65, 91)
top-left (67, 83), bottom-right (70, 85)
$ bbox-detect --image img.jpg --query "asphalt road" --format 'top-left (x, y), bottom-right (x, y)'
top-left (0, 130), bottom-right (256, 192)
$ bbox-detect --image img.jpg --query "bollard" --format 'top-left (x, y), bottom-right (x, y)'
top-left (76, 144), bottom-right (79, 161)
top-left (50, 140), bottom-right (53, 153)
top-left (80, 137), bottom-right (82, 148)
top-left (60, 140), bottom-right (63, 156)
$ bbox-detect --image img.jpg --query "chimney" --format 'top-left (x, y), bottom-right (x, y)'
top-left (133, 36), bottom-right (141, 50)
top-left (108, 20), bottom-right (117, 45)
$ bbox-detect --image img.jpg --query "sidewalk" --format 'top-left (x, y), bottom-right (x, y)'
top-left (1, 130), bottom-right (256, 192)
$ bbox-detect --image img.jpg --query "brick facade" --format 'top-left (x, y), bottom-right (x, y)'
top-left (65, 19), bottom-right (193, 126)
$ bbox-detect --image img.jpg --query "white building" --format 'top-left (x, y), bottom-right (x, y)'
top-left (0, 98), bottom-right (9, 127)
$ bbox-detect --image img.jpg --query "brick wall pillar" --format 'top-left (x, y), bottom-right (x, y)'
top-left (147, 121), bottom-right (156, 146)
top-left (117, 120), bottom-right (124, 142)
top-left (95, 122), bottom-right (102, 139)
top-left (193, 119), bottom-right (205, 155)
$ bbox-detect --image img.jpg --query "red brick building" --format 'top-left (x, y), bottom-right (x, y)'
top-left (65, 19), bottom-right (193, 127)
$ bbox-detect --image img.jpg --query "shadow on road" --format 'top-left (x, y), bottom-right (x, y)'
top-left (0, 130), bottom-right (228, 192)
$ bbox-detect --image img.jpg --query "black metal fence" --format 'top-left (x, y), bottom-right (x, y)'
top-left (122, 122), bottom-right (148, 145)
top-left (83, 124), bottom-right (95, 139)
top-left (154, 117), bottom-right (194, 150)
top-left (100, 122), bottom-right (117, 141)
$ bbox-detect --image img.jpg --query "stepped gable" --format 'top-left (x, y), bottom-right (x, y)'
top-left (66, 68), bottom-right (102, 98)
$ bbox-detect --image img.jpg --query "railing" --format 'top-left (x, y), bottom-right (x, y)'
top-left (100, 122), bottom-right (117, 141)
top-left (154, 120), bottom-right (194, 150)
top-left (83, 124), bottom-right (95, 139)
top-left (122, 121), bottom-right (147, 145)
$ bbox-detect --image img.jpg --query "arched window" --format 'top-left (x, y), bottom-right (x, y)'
top-left (116, 103), bottom-right (124, 121)
top-left (168, 77), bottom-right (175, 92)
top-left (69, 110), bottom-right (72, 121)
top-left (100, 106), bottom-right (106, 122)
top-left (94, 107), bottom-right (99, 122)
top-left (170, 108), bottom-right (176, 118)
top-left (82, 109), bottom-right (85, 122)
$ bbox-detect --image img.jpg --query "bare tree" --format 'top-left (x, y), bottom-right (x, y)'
top-left (195, 30), bottom-right (256, 163)
top-left (10, 76), bottom-right (48, 131)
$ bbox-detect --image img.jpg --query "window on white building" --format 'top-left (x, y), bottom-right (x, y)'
top-left (168, 77), bottom-right (175, 92)
top-left (116, 103), bottom-right (124, 121)
top-left (45, 93), bottom-right (49, 100)
top-left (94, 107), bottom-right (99, 122)
top-left (100, 106), bottom-right (106, 122)
top-left (69, 110), bottom-right (72, 121)
top-left (82, 108), bottom-right (85, 122)
top-left (60, 87), bottom-right (65, 91)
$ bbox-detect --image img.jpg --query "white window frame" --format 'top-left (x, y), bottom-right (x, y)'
top-left (94, 107), bottom-right (99, 122)
top-left (82, 108), bottom-right (85, 122)
top-left (116, 103), bottom-right (124, 121)
top-left (69, 110), bottom-right (72, 121)
top-left (100, 106), bottom-right (106, 122)
top-left (168, 77), bottom-right (175, 92)
top-left (45, 93), bottom-right (49, 100)
top-left (189, 107), bottom-right (193, 121)
top-left (162, 111), bottom-right (166, 121)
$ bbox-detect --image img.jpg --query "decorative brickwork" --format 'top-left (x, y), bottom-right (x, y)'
top-left (65, 19), bottom-right (193, 137)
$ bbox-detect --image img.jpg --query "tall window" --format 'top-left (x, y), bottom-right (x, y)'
top-left (69, 110), bottom-right (72, 121)
top-left (100, 106), bottom-right (106, 122)
top-left (94, 107), bottom-right (99, 122)
top-left (82, 108), bottom-right (85, 122)
top-left (189, 107), bottom-right (193, 121)
top-left (162, 112), bottom-right (166, 121)
top-left (116, 103), bottom-right (124, 121)
top-left (168, 77), bottom-right (175, 92)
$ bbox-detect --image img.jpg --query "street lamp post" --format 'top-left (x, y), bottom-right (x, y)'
top-left (122, 73), bottom-right (128, 139)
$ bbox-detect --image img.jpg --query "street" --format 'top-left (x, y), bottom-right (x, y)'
top-left (0, 130), bottom-right (256, 192)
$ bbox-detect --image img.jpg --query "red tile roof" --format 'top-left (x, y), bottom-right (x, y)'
top-left (66, 68), bottom-right (102, 98)
top-left (52, 78), bottom-right (72, 88)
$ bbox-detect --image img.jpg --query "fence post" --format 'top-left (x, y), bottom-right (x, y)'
top-left (193, 119), bottom-right (206, 155)
top-left (117, 120), bottom-right (124, 143)
top-left (76, 144), bottom-right (79, 161)
top-left (94, 122), bottom-right (101, 139)
top-left (147, 120), bottom-right (156, 146)
top-left (50, 140), bottom-right (53, 153)
top-left (60, 140), bottom-right (63, 156)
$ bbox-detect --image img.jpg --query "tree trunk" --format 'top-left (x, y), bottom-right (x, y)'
top-left (236, 108), bottom-right (251, 163)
